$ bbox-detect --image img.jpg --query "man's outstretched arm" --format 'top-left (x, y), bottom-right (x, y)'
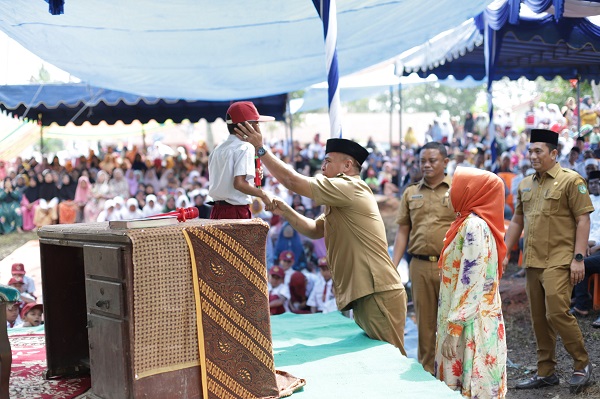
top-left (235, 121), bottom-right (314, 199)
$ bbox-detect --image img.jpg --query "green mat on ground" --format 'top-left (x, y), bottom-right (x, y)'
top-left (271, 312), bottom-right (461, 398)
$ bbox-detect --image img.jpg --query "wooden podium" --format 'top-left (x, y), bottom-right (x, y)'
top-left (38, 219), bottom-right (272, 399)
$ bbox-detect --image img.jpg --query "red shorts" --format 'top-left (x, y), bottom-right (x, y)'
top-left (209, 202), bottom-right (251, 219)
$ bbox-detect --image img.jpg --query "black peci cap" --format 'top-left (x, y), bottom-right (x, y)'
top-left (530, 129), bottom-right (558, 146)
top-left (588, 170), bottom-right (600, 180)
top-left (325, 138), bottom-right (370, 165)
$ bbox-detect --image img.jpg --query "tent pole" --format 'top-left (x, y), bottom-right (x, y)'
top-left (287, 94), bottom-right (294, 162)
top-left (389, 85), bottom-right (393, 156)
top-left (141, 124), bottom-right (146, 154)
top-left (398, 82), bottom-right (403, 198)
top-left (577, 75), bottom-right (581, 132)
top-left (38, 113), bottom-right (44, 158)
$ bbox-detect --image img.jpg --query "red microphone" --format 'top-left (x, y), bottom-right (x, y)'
top-left (255, 156), bottom-right (262, 188)
top-left (153, 207), bottom-right (199, 222)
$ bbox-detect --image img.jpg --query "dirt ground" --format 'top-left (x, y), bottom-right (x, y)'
top-left (2, 208), bottom-right (600, 397)
top-left (0, 231), bottom-right (37, 260)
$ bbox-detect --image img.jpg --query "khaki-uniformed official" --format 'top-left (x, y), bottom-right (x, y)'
top-left (504, 129), bottom-right (594, 393)
top-left (392, 142), bottom-right (455, 374)
top-left (236, 123), bottom-right (408, 354)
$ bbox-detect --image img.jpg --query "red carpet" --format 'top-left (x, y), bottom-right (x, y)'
top-left (10, 332), bottom-right (90, 399)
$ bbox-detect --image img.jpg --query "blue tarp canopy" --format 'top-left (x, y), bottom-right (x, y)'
top-left (0, 84), bottom-right (287, 126)
top-left (0, 1), bottom-right (492, 100)
top-left (398, 0), bottom-right (600, 81)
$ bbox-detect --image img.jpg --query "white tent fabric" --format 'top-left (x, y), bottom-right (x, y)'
top-left (0, 1), bottom-right (492, 100)
top-left (397, 19), bottom-right (483, 75)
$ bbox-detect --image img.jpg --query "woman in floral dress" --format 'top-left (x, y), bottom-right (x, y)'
top-left (435, 167), bottom-right (507, 398)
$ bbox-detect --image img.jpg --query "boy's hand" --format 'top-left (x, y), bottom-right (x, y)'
top-left (261, 191), bottom-right (275, 211)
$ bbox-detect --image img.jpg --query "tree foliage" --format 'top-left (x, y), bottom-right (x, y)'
top-left (330, 83), bottom-right (485, 122)
top-left (536, 76), bottom-right (592, 106)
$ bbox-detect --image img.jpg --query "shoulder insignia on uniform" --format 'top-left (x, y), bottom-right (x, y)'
top-left (578, 184), bottom-right (588, 194)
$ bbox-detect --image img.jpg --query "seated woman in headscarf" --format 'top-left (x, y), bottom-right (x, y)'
top-left (142, 194), bottom-right (162, 217)
top-left (435, 167), bottom-right (507, 398)
top-left (144, 168), bottom-right (161, 194)
top-left (20, 176), bottom-right (40, 231)
top-left (97, 199), bottom-right (121, 222)
top-left (274, 222), bottom-right (307, 272)
top-left (57, 174), bottom-right (79, 224)
top-left (73, 176), bottom-right (92, 223)
top-left (112, 196), bottom-right (125, 217)
top-left (174, 188), bottom-right (191, 209)
top-left (121, 198), bottom-right (144, 220)
top-left (109, 168), bottom-right (130, 199)
top-left (34, 170), bottom-right (60, 227)
top-left (0, 177), bottom-right (23, 233)
top-left (163, 195), bottom-right (176, 213)
top-left (83, 170), bottom-right (112, 223)
top-left (125, 169), bottom-right (141, 197)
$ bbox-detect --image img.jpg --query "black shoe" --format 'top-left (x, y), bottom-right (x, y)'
top-left (570, 363), bottom-right (593, 394)
top-left (515, 374), bottom-right (560, 389)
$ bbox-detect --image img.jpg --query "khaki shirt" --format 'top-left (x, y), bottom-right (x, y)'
top-left (310, 174), bottom-right (403, 311)
top-left (515, 162), bottom-right (594, 268)
top-left (396, 175), bottom-right (454, 256)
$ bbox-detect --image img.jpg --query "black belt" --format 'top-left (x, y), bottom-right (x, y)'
top-left (410, 254), bottom-right (439, 262)
top-left (208, 200), bottom-right (248, 207)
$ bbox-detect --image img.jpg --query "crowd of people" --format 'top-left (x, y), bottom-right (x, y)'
top-left (2, 95), bottom-right (600, 396)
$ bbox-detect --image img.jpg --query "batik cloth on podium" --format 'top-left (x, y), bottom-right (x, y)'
top-left (127, 219), bottom-right (303, 399)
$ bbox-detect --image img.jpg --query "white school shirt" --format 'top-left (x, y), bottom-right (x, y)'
top-left (306, 275), bottom-right (336, 313)
top-left (208, 135), bottom-right (255, 206)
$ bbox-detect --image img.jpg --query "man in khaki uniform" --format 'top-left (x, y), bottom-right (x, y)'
top-left (504, 129), bottom-right (594, 393)
top-left (392, 141), bottom-right (454, 373)
top-left (236, 122), bottom-right (407, 354)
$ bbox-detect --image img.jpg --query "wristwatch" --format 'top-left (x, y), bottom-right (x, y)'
top-left (257, 146), bottom-right (267, 157)
top-left (574, 253), bottom-right (584, 262)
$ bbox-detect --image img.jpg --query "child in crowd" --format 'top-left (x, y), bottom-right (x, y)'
top-left (96, 199), bottom-right (120, 222)
top-left (11, 263), bottom-right (36, 297)
top-left (121, 198), bottom-right (144, 220)
top-left (19, 303), bottom-right (43, 327)
top-left (268, 265), bottom-right (289, 316)
top-left (278, 250), bottom-right (309, 313)
top-left (8, 277), bottom-right (35, 303)
top-left (306, 257), bottom-right (337, 313)
top-left (6, 302), bottom-right (21, 328)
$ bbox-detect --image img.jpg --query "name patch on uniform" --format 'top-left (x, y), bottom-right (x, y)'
top-left (411, 194), bottom-right (424, 199)
top-left (522, 188), bottom-right (531, 192)
top-left (578, 184), bottom-right (587, 194)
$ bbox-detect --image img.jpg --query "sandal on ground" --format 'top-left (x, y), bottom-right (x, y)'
top-left (569, 307), bottom-right (589, 317)
top-left (592, 316), bottom-right (600, 328)
top-left (511, 269), bottom-right (526, 278)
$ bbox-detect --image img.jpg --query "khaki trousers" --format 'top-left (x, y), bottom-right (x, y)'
top-left (409, 258), bottom-right (440, 374)
top-left (353, 288), bottom-right (407, 356)
top-left (526, 266), bottom-right (589, 375)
